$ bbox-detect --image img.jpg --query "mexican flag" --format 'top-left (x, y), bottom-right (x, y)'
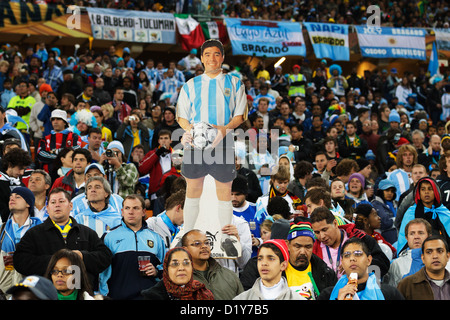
top-left (175, 14), bottom-right (206, 52)
top-left (200, 20), bottom-right (229, 45)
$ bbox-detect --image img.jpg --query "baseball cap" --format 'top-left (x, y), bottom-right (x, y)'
top-left (378, 179), bottom-right (396, 191)
top-left (7, 275), bottom-right (58, 300)
top-left (84, 163), bottom-right (106, 175)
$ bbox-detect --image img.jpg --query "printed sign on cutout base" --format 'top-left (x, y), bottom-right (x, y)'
top-left (171, 175), bottom-right (242, 259)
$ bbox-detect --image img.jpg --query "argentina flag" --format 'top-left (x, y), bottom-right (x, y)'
top-left (224, 18), bottom-right (306, 58)
top-left (434, 28), bottom-right (450, 51)
top-left (355, 26), bottom-right (426, 60)
top-left (304, 22), bottom-right (350, 61)
top-left (387, 168), bottom-right (412, 202)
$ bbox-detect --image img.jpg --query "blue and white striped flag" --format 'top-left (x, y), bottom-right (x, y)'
top-left (304, 23), bottom-right (350, 61)
top-left (355, 26), bottom-right (426, 60)
top-left (434, 28), bottom-right (450, 51)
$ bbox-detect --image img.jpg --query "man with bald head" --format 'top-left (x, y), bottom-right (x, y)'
top-left (418, 134), bottom-right (442, 170)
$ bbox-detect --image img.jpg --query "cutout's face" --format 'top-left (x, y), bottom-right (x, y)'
top-left (201, 46), bottom-right (224, 74)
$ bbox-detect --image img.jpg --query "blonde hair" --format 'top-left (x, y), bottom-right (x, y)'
top-left (260, 219), bottom-right (273, 232)
top-left (396, 144), bottom-right (418, 169)
top-left (270, 165), bottom-right (290, 183)
top-left (0, 60), bottom-right (9, 68)
top-left (101, 103), bottom-right (114, 119)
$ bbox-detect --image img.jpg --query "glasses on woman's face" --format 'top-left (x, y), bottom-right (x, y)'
top-left (342, 250), bottom-right (365, 259)
top-left (50, 269), bottom-right (74, 276)
top-left (189, 240), bottom-right (212, 248)
top-left (169, 259), bottom-right (191, 268)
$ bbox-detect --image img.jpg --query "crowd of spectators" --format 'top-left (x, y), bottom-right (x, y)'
top-left (0, 10), bottom-right (449, 300)
top-left (26, 0), bottom-right (449, 29)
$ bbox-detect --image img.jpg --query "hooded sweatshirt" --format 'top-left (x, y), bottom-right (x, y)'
top-left (397, 177), bottom-right (450, 254)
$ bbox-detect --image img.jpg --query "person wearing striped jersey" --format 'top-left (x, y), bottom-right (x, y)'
top-left (176, 39), bottom-right (247, 257)
top-left (74, 176), bottom-right (122, 239)
top-left (71, 163), bottom-right (123, 218)
top-left (158, 68), bottom-right (183, 97)
top-left (387, 144), bottom-right (417, 202)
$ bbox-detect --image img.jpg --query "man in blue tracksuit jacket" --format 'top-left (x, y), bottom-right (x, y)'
top-left (99, 195), bottom-right (166, 300)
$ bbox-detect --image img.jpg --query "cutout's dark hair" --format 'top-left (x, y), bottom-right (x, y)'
top-left (201, 39), bottom-right (224, 56)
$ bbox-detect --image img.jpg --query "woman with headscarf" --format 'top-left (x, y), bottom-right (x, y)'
top-left (397, 177), bottom-right (450, 254)
top-left (141, 247), bottom-right (214, 300)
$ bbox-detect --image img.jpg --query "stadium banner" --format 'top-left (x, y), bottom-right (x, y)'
top-left (0, 2), bottom-right (91, 38)
top-left (434, 28), bottom-right (450, 52)
top-left (355, 26), bottom-right (426, 60)
top-left (303, 22), bottom-right (350, 61)
top-left (224, 18), bottom-right (306, 57)
top-left (86, 8), bottom-right (176, 44)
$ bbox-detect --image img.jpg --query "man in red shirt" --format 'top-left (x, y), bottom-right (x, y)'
top-left (139, 129), bottom-right (174, 205)
top-left (37, 109), bottom-right (81, 173)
